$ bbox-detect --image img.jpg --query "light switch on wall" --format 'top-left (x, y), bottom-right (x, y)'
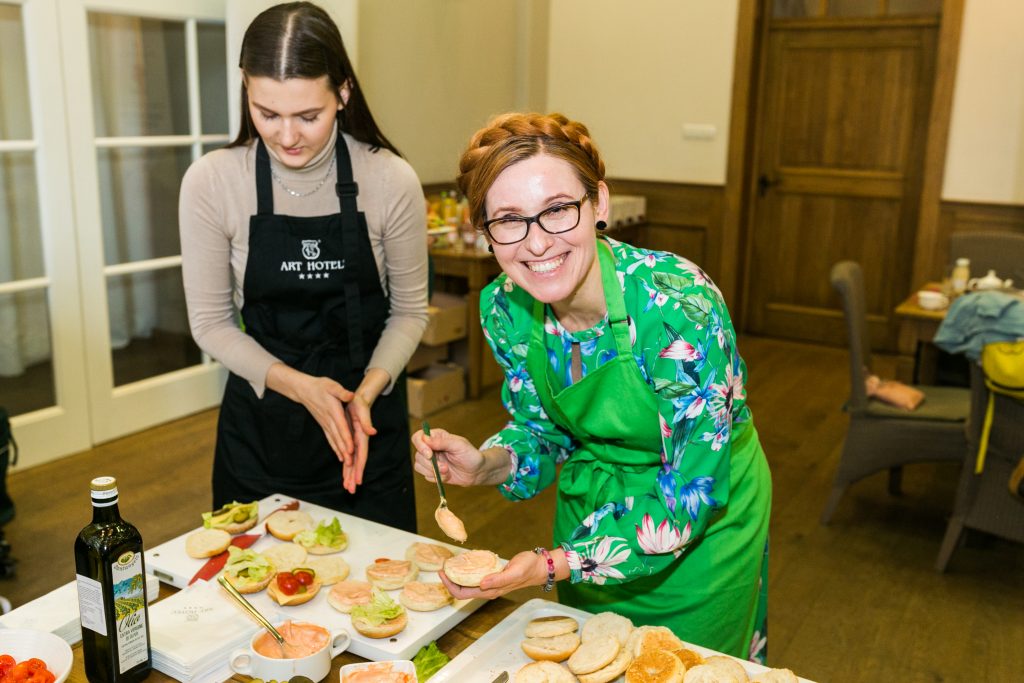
top-left (682, 123), bottom-right (717, 140)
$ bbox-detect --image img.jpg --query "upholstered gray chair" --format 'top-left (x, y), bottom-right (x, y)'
top-left (949, 230), bottom-right (1024, 285)
top-left (822, 261), bottom-right (970, 524)
top-left (935, 362), bottom-right (1024, 571)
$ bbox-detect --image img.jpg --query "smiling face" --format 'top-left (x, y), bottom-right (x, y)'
top-left (246, 75), bottom-right (345, 168)
top-left (485, 154), bottom-right (609, 318)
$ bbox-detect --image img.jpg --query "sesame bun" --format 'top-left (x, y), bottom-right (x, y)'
top-left (405, 542), bottom-right (455, 571)
top-left (326, 580), bottom-right (373, 614)
top-left (365, 559), bottom-right (418, 590)
top-left (185, 528), bottom-right (231, 559)
top-left (223, 569), bottom-right (273, 595)
top-left (578, 643), bottom-right (634, 683)
top-left (442, 549), bottom-right (501, 587)
top-left (265, 510), bottom-right (314, 541)
top-left (260, 543), bottom-right (308, 572)
top-left (514, 661), bottom-right (577, 683)
top-left (303, 555), bottom-right (350, 585)
top-left (399, 581), bottom-right (453, 612)
top-left (351, 610), bottom-right (408, 639)
top-left (266, 574), bottom-right (322, 606)
top-left (627, 625), bottom-right (684, 657)
top-left (625, 650), bottom-right (685, 683)
top-left (520, 632), bottom-right (581, 662)
top-left (568, 635), bottom-right (620, 675)
top-left (581, 611), bottom-right (634, 646)
top-left (525, 615), bottom-right (579, 639)
top-left (751, 669), bottom-right (798, 683)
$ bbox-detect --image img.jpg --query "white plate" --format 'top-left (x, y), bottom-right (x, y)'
top-left (430, 598), bottom-right (817, 683)
top-left (145, 494), bottom-right (486, 662)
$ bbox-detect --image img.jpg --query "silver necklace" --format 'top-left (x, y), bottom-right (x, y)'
top-left (270, 155), bottom-right (336, 198)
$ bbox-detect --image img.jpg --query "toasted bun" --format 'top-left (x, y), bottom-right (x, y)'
top-left (405, 542), bottom-right (455, 571)
top-left (399, 581), bottom-right (453, 612)
top-left (625, 650), bottom-right (685, 683)
top-left (671, 649), bottom-right (705, 670)
top-left (582, 611), bottom-right (634, 646)
top-left (303, 555), bottom-right (350, 585)
top-left (365, 559), bottom-right (418, 590)
top-left (266, 574), bottom-right (322, 606)
top-left (751, 669), bottom-right (798, 683)
top-left (304, 539), bottom-right (347, 555)
top-left (326, 580), bottom-right (373, 613)
top-left (514, 661), bottom-right (577, 683)
top-left (185, 528), bottom-right (231, 559)
top-left (260, 543), bottom-right (308, 572)
top-left (223, 569), bottom-right (273, 594)
top-left (351, 610), bottom-right (408, 638)
top-left (578, 642), bottom-right (634, 683)
top-left (525, 615), bottom-right (579, 639)
top-left (520, 632), bottom-right (581, 662)
top-left (442, 549), bottom-right (501, 587)
top-left (568, 634), bottom-right (620, 675)
top-left (627, 625), bottom-right (685, 657)
top-left (265, 510), bottom-right (314, 541)
top-left (701, 656), bottom-right (749, 682)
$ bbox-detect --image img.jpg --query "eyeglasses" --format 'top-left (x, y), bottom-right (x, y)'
top-left (482, 194), bottom-right (589, 245)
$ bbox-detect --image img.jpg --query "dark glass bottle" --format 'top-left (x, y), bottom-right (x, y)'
top-left (74, 476), bottom-right (152, 682)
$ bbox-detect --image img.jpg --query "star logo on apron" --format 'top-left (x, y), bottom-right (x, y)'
top-left (302, 239), bottom-right (321, 260)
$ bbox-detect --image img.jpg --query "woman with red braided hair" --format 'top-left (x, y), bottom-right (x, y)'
top-left (411, 113), bottom-right (771, 661)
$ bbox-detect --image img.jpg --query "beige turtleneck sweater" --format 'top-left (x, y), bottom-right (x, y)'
top-left (179, 126), bottom-right (428, 396)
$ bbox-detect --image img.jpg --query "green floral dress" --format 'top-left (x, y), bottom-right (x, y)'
top-left (480, 237), bottom-right (771, 661)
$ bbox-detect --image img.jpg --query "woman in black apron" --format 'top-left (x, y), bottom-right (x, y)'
top-left (180, 2), bottom-right (425, 531)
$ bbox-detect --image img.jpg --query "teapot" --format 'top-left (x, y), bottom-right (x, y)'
top-left (967, 269), bottom-right (1013, 291)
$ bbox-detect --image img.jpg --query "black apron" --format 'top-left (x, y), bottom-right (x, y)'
top-left (213, 131), bottom-right (416, 532)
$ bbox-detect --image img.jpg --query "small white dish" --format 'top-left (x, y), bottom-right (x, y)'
top-left (917, 290), bottom-right (949, 311)
top-left (340, 659), bottom-right (418, 682)
top-left (0, 628), bottom-right (73, 683)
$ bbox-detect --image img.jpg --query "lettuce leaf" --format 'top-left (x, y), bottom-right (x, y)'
top-left (350, 588), bottom-right (404, 625)
top-left (294, 517), bottom-right (346, 549)
top-left (223, 546), bottom-right (272, 585)
top-left (412, 641), bottom-right (450, 681)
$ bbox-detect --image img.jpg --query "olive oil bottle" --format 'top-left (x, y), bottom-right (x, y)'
top-left (74, 476), bottom-right (152, 682)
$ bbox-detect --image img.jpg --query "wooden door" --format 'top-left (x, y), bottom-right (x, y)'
top-left (745, 16), bottom-right (938, 348)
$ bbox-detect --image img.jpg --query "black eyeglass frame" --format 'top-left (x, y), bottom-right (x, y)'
top-left (481, 193), bottom-right (591, 245)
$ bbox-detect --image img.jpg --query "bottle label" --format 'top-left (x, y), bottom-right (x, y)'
top-left (111, 550), bottom-right (149, 673)
top-left (76, 574), bottom-right (107, 636)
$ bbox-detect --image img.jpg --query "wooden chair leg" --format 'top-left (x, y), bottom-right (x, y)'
top-left (887, 466), bottom-right (903, 496)
top-left (936, 517), bottom-right (965, 572)
top-left (820, 486), bottom-right (846, 525)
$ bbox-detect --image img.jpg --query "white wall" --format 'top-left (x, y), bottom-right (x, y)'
top-left (546, 0), bottom-right (739, 185)
top-left (942, 0), bottom-right (1024, 204)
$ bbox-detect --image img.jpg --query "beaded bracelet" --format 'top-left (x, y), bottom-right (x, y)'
top-left (533, 547), bottom-right (556, 592)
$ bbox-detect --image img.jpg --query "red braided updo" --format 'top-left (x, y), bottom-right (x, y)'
top-left (456, 112), bottom-right (606, 228)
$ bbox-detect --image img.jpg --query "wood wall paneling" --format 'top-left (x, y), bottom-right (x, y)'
top-left (935, 200), bottom-right (1024, 277)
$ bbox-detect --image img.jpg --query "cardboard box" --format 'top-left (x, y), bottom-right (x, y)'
top-left (421, 292), bottom-right (467, 346)
top-left (406, 343), bottom-right (449, 374)
top-left (407, 362), bottom-right (466, 418)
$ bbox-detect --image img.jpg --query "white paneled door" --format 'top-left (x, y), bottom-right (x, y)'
top-left (2, 0), bottom-right (231, 467)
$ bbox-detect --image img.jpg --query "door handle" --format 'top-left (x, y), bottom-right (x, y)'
top-left (757, 174), bottom-right (780, 197)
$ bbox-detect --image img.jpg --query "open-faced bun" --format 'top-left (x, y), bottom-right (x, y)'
top-left (221, 515), bottom-right (258, 535)
top-left (260, 543), bottom-right (308, 572)
top-left (365, 559), bottom-right (418, 590)
top-left (326, 580), bottom-right (373, 613)
top-left (525, 615), bottom-right (579, 639)
top-left (442, 549), bottom-right (501, 587)
top-left (351, 609), bottom-right (408, 639)
top-left (581, 611), bottom-right (634, 646)
top-left (671, 649), bottom-right (705, 670)
top-left (751, 669), bottom-right (798, 683)
top-left (702, 656), bottom-right (749, 682)
top-left (568, 634), bottom-right (620, 675)
top-left (405, 542), bottom-right (455, 571)
top-left (625, 650), bottom-right (685, 683)
top-left (520, 632), bottom-right (581, 662)
top-left (265, 510), bottom-right (314, 541)
top-left (514, 661), bottom-right (578, 683)
top-left (266, 573), bottom-right (322, 606)
top-left (223, 569), bottom-right (273, 594)
top-left (399, 581), bottom-right (453, 612)
top-left (627, 625), bottom-right (685, 657)
top-left (185, 528), bottom-right (231, 559)
top-left (578, 643), bottom-right (634, 683)
top-left (304, 555), bottom-right (350, 585)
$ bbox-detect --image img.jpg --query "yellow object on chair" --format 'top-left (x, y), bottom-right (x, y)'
top-left (975, 341), bottom-right (1024, 473)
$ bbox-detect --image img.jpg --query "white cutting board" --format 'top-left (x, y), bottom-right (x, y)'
top-left (431, 598), bottom-right (818, 683)
top-left (145, 493), bottom-right (486, 662)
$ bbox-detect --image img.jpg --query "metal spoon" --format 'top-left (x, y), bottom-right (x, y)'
top-left (424, 421), bottom-right (468, 543)
top-left (217, 574), bottom-right (289, 658)
top-left (422, 420), bottom-right (448, 510)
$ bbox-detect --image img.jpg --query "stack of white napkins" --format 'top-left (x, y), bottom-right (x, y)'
top-left (0, 574), bottom-right (160, 645)
top-left (148, 580), bottom-right (260, 682)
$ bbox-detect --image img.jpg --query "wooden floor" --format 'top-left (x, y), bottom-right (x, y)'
top-left (4, 336), bottom-right (1022, 682)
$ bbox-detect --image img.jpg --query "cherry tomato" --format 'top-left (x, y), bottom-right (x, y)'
top-left (0, 654), bottom-right (14, 677)
top-left (276, 572), bottom-right (299, 595)
top-left (294, 570), bottom-right (314, 586)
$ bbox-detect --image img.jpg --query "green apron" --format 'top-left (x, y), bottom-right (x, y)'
top-left (525, 240), bottom-right (771, 659)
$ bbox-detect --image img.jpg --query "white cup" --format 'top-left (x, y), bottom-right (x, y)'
top-left (917, 290), bottom-right (949, 311)
top-left (229, 621), bottom-right (351, 683)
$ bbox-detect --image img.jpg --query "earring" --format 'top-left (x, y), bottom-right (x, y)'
top-left (487, 245), bottom-right (494, 253)
top-left (596, 220), bottom-right (607, 231)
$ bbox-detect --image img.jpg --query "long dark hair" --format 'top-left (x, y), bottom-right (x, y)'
top-left (228, 2), bottom-right (400, 156)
